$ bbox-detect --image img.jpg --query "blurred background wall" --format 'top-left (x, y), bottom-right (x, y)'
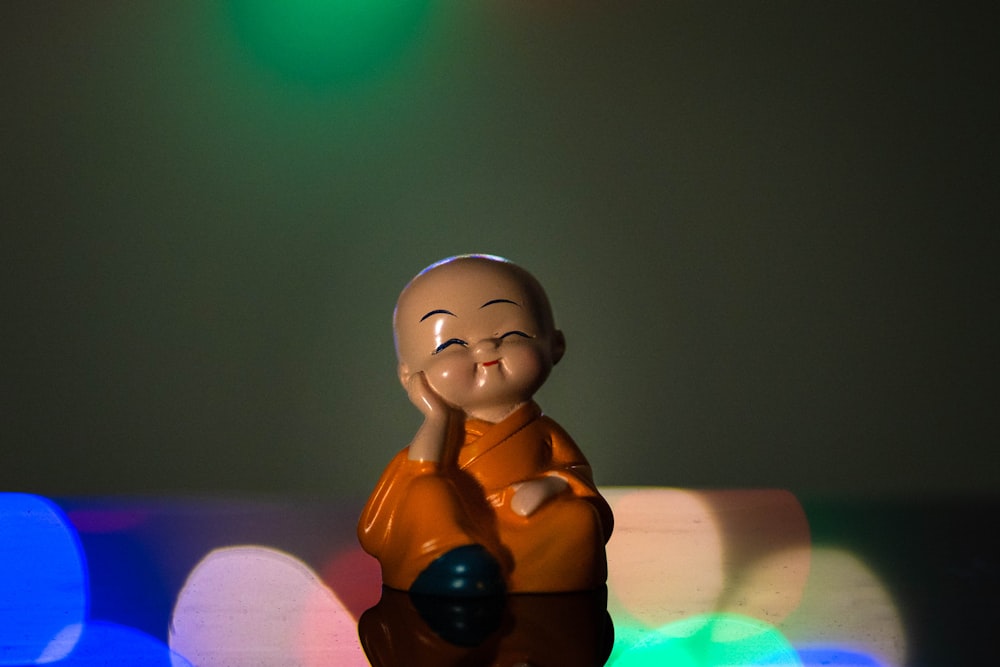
top-left (3, 1), bottom-right (996, 499)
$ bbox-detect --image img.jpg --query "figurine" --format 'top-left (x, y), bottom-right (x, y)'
top-left (358, 254), bottom-right (613, 596)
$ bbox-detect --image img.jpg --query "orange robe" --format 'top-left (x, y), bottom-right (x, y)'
top-left (358, 402), bottom-right (613, 593)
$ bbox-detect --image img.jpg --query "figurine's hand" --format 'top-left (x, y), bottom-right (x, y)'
top-left (405, 372), bottom-right (453, 463)
top-left (510, 475), bottom-right (570, 517)
top-left (406, 372), bottom-right (450, 423)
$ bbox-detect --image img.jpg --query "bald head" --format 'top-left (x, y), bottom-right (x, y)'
top-left (392, 255), bottom-right (565, 419)
top-left (394, 255), bottom-right (559, 359)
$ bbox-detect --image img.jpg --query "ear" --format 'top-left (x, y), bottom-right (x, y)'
top-left (550, 330), bottom-right (566, 365)
top-left (397, 362), bottom-right (412, 391)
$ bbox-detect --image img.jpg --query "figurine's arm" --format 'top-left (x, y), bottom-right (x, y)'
top-left (510, 418), bottom-right (613, 539)
top-left (358, 373), bottom-right (456, 555)
top-left (405, 372), bottom-right (454, 463)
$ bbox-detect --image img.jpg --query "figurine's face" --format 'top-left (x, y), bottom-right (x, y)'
top-left (395, 258), bottom-right (565, 422)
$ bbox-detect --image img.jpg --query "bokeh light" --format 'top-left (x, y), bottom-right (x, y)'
top-left (605, 488), bottom-right (811, 630)
top-left (0, 494), bottom-right (88, 665)
top-left (605, 488), bottom-right (725, 626)
top-left (796, 646), bottom-right (886, 667)
top-left (604, 488), bottom-right (904, 666)
top-left (778, 548), bottom-right (905, 666)
top-left (610, 613), bottom-right (803, 667)
top-left (169, 546), bottom-right (364, 666)
top-left (3, 491), bottom-right (914, 665)
top-left (319, 545), bottom-right (383, 619)
top-left (0, 494), bottom-right (191, 666)
top-left (227, 0), bottom-right (432, 85)
top-left (51, 622), bottom-right (193, 667)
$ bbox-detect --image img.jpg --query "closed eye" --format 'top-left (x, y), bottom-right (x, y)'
top-left (500, 331), bottom-right (532, 340)
top-left (434, 338), bottom-right (467, 354)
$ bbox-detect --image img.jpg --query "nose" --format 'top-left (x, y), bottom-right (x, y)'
top-left (472, 336), bottom-right (501, 357)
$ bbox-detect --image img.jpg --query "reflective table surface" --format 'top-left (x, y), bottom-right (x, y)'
top-left (2, 488), bottom-right (996, 665)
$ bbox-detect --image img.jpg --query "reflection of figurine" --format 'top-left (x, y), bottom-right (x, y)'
top-left (359, 587), bottom-right (614, 666)
top-left (358, 255), bottom-right (613, 595)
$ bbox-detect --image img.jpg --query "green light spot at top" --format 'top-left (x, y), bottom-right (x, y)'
top-left (228, 0), bottom-right (431, 85)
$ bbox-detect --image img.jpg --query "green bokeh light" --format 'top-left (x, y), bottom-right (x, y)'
top-left (228, 0), bottom-right (431, 84)
top-left (610, 613), bottom-right (803, 667)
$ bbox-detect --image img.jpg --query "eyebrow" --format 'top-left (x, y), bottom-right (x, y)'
top-left (480, 299), bottom-right (520, 309)
top-left (420, 309), bottom-right (456, 322)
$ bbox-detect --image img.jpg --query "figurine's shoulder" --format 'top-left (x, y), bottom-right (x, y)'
top-left (535, 411), bottom-right (575, 442)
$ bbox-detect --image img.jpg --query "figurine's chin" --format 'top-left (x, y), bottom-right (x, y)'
top-left (463, 401), bottom-right (525, 424)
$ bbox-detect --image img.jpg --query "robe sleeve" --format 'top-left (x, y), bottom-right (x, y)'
top-left (541, 417), bottom-right (615, 542)
top-left (357, 449), bottom-right (437, 558)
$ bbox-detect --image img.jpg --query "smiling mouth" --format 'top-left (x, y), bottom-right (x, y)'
top-left (482, 359), bottom-right (501, 367)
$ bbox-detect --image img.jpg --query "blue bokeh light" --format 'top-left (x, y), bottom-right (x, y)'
top-left (797, 646), bottom-right (886, 667)
top-left (56, 622), bottom-right (193, 667)
top-left (0, 493), bottom-right (89, 665)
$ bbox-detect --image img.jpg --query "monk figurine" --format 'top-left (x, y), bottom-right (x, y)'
top-left (358, 254), bottom-right (613, 596)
